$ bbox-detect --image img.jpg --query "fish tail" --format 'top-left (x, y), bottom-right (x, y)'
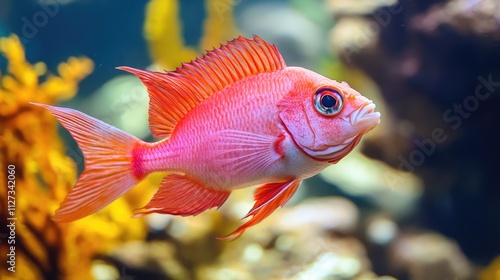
top-left (31, 103), bottom-right (146, 222)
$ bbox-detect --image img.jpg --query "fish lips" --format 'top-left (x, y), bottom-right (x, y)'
top-left (349, 102), bottom-right (381, 133)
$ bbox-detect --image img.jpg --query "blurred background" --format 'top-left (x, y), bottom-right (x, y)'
top-left (0, 0), bottom-right (499, 279)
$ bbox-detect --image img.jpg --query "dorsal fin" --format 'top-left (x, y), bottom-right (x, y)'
top-left (117, 36), bottom-right (286, 139)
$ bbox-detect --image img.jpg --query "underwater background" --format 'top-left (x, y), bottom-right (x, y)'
top-left (0, 0), bottom-right (499, 279)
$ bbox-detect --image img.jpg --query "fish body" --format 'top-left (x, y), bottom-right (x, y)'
top-left (32, 36), bottom-right (380, 239)
top-left (142, 68), bottom-right (332, 189)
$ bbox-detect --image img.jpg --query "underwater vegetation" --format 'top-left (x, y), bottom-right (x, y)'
top-left (0, 34), bottom-right (150, 279)
top-left (145, 0), bottom-right (238, 70)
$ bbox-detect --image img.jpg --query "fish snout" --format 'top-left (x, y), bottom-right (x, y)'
top-left (349, 102), bottom-right (381, 132)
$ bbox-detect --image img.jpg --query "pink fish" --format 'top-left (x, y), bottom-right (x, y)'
top-left (32, 36), bottom-right (380, 239)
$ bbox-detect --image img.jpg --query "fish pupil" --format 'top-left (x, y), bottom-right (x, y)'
top-left (321, 94), bottom-right (336, 108)
top-left (314, 88), bottom-right (344, 116)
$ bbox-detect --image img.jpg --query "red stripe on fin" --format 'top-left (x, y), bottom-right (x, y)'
top-left (218, 180), bottom-right (301, 240)
top-left (134, 174), bottom-right (230, 217)
top-left (117, 36), bottom-right (286, 139)
top-left (30, 103), bottom-right (143, 222)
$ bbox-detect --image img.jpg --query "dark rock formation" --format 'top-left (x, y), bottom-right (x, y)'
top-left (330, 0), bottom-right (500, 265)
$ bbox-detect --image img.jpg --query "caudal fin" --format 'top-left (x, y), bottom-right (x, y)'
top-left (31, 103), bottom-right (144, 222)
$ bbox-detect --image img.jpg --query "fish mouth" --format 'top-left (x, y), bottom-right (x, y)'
top-left (301, 134), bottom-right (362, 163)
top-left (349, 102), bottom-right (381, 132)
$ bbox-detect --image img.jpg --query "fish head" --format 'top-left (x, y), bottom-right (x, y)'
top-left (278, 67), bottom-right (381, 163)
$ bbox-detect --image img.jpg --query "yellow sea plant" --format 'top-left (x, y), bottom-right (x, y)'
top-left (0, 34), bottom-right (146, 280)
top-left (481, 256), bottom-right (500, 280)
top-left (144, 0), bottom-right (238, 70)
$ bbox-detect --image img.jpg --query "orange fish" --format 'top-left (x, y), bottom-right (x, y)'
top-left (32, 36), bottom-right (380, 239)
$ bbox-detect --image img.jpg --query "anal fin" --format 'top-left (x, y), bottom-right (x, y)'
top-left (219, 180), bottom-right (301, 240)
top-left (134, 174), bottom-right (230, 217)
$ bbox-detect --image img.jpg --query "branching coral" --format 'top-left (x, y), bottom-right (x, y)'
top-left (144, 0), bottom-right (238, 70)
top-left (0, 34), bottom-right (145, 280)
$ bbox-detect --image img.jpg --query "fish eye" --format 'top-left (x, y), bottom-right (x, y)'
top-left (314, 88), bottom-right (344, 116)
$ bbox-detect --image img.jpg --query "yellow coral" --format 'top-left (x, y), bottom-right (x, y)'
top-left (201, 0), bottom-right (238, 50)
top-left (144, 0), bottom-right (198, 69)
top-left (144, 0), bottom-right (238, 70)
top-left (0, 34), bottom-right (145, 280)
top-left (481, 256), bottom-right (500, 280)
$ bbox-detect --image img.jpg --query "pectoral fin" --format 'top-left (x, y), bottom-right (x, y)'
top-left (208, 129), bottom-right (285, 178)
top-left (219, 180), bottom-right (301, 240)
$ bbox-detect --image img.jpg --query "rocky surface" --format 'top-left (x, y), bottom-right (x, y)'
top-left (329, 0), bottom-right (500, 267)
top-left (95, 197), bottom-right (397, 280)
